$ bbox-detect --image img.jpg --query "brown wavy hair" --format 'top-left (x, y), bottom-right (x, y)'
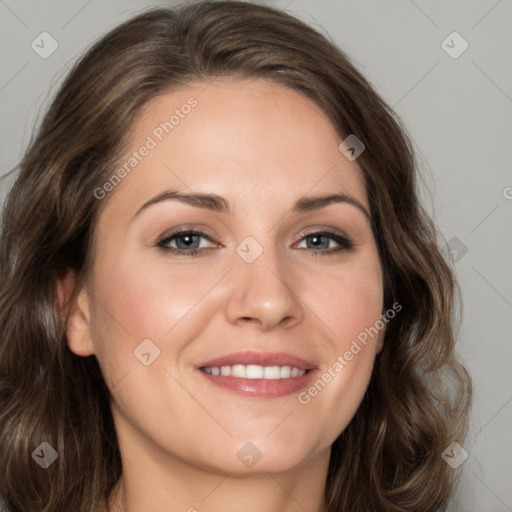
top-left (0, 1), bottom-right (472, 511)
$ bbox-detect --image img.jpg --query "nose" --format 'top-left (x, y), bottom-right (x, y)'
top-left (223, 243), bottom-right (304, 331)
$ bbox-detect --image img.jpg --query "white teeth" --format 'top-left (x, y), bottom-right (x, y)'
top-left (231, 364), bottom-right (246, 378)
top-left (280, 365), bottom-right (291, 378)
top-left (264, 366), bottom-right (280, 379)
top-left (201, 364), bottom-right (307, 379)
top-left (246, 365), bottom-right (263, 379)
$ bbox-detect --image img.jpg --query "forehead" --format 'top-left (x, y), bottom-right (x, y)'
top-left (104, 78), bottom-right (369, 217)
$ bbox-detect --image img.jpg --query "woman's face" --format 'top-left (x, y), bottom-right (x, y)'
top-left (67, 78), bottom-right (384, 475)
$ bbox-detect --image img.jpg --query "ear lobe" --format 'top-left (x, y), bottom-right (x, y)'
top-left (55, 269), bottom-right (95, 357)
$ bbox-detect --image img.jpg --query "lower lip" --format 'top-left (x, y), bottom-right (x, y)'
top-left (197, 369), bottom-right (317, 398)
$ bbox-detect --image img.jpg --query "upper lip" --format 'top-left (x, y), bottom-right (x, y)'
top-left (196, 350), bottom-right (316, 371)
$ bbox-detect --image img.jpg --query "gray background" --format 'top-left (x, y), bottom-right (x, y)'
top-left (1, 0), bottom-right (511, 510)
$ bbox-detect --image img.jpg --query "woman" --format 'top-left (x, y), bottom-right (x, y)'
top-left (0, 1), bottom-right (472, 511)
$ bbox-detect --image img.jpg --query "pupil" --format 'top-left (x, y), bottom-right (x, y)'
top-left (178, 234), bottom-right (198, 249)
top-left (310, 235), bottom-right (328, 249)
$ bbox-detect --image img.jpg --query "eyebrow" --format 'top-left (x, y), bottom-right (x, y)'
top-left (133, 190), bottom-right (371, 220)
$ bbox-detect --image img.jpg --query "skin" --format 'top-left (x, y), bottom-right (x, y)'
top-left (61, 78), bottom-right (384, 512)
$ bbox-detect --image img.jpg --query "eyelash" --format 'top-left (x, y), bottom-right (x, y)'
top-left (156, 229), bottom-right (354, 256)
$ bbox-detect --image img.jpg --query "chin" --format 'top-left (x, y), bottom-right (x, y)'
top-left (202, 435), bottom-right (323, 475)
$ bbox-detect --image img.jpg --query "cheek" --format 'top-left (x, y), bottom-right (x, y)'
top-left (93, 252), bottom-right (214, 340)
top-left (316, 253), bottom-right (384, 349)
top-left (298, 252), bottom-right (383, 426)
top-left (88, 250), bottom-right (231, 389)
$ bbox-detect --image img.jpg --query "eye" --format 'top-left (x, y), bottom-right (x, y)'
top-left (156, 230), bottom-right (218, 255)
top-left (295, 230), bottom-right (354, 256)
top-left (156, 229), bottom-right (354, 256)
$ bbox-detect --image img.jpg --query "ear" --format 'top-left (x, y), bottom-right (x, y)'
top-left (375, 312), bottom-right (386, 354)
top-left (55, 269), bottom-right (95, 357)
top-left (375, 331), bottom-right (384, 354)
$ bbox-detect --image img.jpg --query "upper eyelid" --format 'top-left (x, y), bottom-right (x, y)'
top-left (296, 227), bottom-right (350, 240)
top-left (157, 230), bottom-right (217, 249)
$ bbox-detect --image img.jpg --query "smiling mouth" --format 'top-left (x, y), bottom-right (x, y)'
top-left (196, 350), bottom-right (317, 397)
top-left (197, 364), bottom-right (316, 398)
top-left (200, 364), bottom-right (310, 379)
